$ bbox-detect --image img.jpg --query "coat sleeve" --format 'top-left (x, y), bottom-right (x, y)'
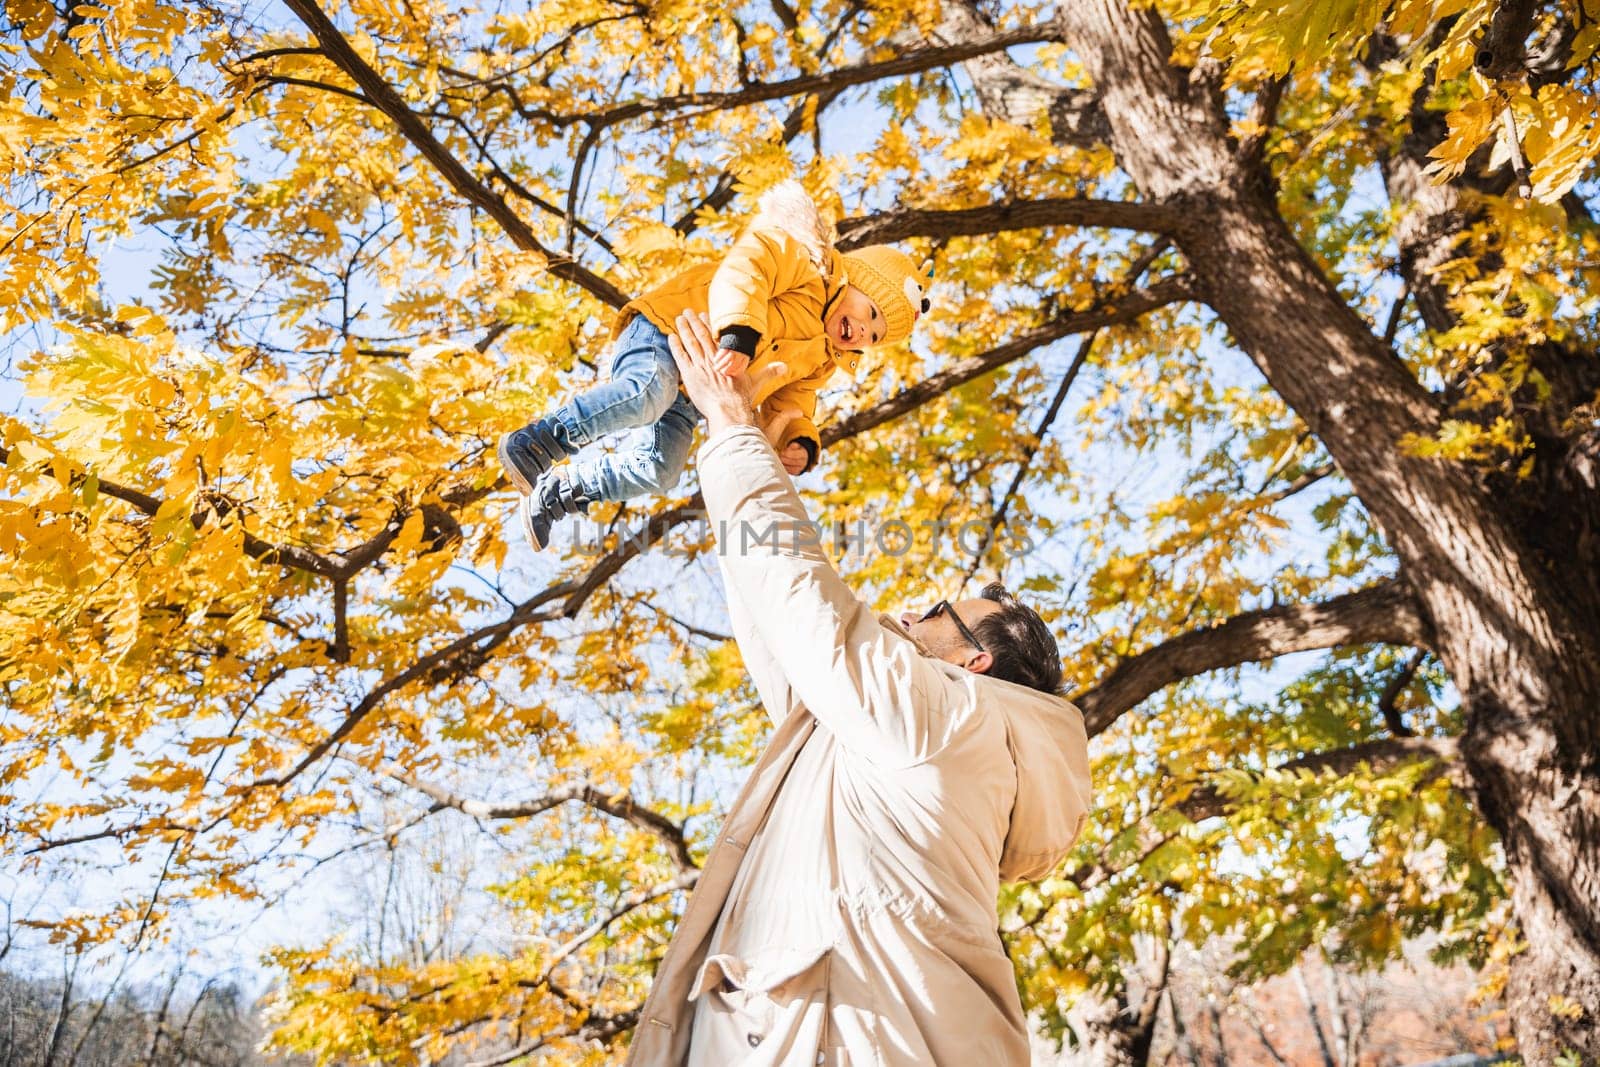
top-left (718, 556), bottom-right (803, 728)
top-left (698, 425), bottom-right (962, 763)
top-left (707, 227), bottom-right (814, 339)
top-left (757, 363), bottom-right (832, 474)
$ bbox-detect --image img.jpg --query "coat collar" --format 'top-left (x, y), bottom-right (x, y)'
top-left (876, 613), bottom-right (938, 659)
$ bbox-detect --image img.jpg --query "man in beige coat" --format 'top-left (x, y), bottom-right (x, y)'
top-left (625, 310), bottom-right (1093, 1066)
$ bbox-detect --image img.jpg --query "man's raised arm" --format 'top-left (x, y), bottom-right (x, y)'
top-left (670, 312), bottom-right (955, 762)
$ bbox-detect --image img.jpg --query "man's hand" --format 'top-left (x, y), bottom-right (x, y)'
top-left (714, 347), bottom-right (751, 376)
top-left (669, 311), bottom-right (785, 436)
top-left (779, 441), bottom-right (809, 476)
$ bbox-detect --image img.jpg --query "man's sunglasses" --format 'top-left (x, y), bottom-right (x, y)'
top-left (920, 600), bottom-right (986, 653)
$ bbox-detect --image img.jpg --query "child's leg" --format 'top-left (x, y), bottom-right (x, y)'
top-left (562, 389), bottom-right (700, 504)
top-left (502, 316), bottom-right (681, 490)
top-left (545, 316), bottom-right (682, 445)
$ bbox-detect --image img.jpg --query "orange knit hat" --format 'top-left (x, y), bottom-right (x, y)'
top-left (840, 246), bottom-right (932, 346)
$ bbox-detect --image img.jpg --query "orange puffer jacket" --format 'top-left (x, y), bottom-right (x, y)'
top-left (617, 184), bottom-right (855, 473)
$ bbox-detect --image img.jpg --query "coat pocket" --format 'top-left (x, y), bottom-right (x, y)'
top-left (689, 944), bottom-right (831, 1065)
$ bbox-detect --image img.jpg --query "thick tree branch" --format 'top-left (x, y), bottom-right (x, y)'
top-left (1475, 0), bottom-right (1539, 79)
top-left (1179, 736), bottom-right (1463, 822)
top-left (1074, 580), bottom-right (1434, 737)
top-left (921, 0), bottom-right (1109, 149)
top-left (837, 196), bottom-right (1182, 246)
top-left (824, 272), bottom-right (1196, 446)
top-left (546, 25), bottom-right (1058, 133)
top-left (279, 0), bottom-right (629, 308)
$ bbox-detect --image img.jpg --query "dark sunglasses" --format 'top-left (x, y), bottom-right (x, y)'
top-left (920, 600), bottom-right (986, 653)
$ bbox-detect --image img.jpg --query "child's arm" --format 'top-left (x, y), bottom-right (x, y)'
top-left (707, 227), bottom-right (818, 367)
top-left (759, 364), bottom-right (832, 475)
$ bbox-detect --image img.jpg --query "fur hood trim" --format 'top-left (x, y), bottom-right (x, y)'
top-left (751, 180), bottom-right (835, 274)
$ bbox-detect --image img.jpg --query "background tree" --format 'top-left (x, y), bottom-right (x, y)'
top-left (2, 0), bottom-right (1597, 1062)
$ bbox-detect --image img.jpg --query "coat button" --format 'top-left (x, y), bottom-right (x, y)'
top-left (747, 1033), bottom-right (763, 1047)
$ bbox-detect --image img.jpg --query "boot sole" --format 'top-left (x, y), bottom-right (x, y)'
top-left (498, 432), bottom-right (536, 496)
top-left (519, 495), bottom-right (550, 551)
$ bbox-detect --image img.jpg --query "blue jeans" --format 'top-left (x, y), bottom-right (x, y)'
top-left (539, 315), bottom-right (701, 504)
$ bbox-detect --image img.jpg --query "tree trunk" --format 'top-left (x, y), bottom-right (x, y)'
top-left (939, 0), bottom-right (1600, 1052)
top-left (1168, 986), bottom-right (1201, 1067)
top-left (1294, 964), bottom-right (1341, 1067)
top-left (1074, 936), bottom-right (1170, 1066)
top-left (1360, 35), bottom-right (1600, 1063)
top-left (1467, 711), bottom-right (1600, 1058)
top-left (1187, 130), bottom-right (1600, 1067)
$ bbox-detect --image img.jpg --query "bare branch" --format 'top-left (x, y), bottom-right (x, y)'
top-left (388, 771), bottom-right (698, 872)
top-left (1075, 580), bottom-right (1434, 737)
top-left (1235, 75), bottom-right (1285, 165)
top-left (960, 331), bottom-right (1098, 590)
top-left (1382, 285), bottom-right (1409, 346)
top-left (672, 89), bottom-right (839, 235)
top-left (1260, 462), bottom-right (1336, 506)
top-left (636, 597), bottom-right (733, 642)
top-left (537, 870), bottom-right (699, 977)
top-left (1378, 650), bottom-right (1426, 737)
top-left (114, 107), bottom-right (238, 175)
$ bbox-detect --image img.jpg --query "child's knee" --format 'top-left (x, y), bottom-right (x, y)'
top-left (614, 364), bottom-right (675, 421)
top-left (632, 452), bottom-right (687, 495)
top-left (643, 464), bottom-right (685, 495)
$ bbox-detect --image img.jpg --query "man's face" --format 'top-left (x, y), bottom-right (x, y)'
top-left (900, 597), bottom-right (1001, 672)
top-left (825, 285), bottom-right (884, 352)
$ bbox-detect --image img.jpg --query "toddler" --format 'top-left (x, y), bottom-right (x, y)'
top-left (499, 181), bottom-right (932, 548)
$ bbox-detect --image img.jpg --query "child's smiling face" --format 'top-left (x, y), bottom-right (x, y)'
top-left (825, 285), bottom-right (884, 352)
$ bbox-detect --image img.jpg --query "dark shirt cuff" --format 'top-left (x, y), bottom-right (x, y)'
top-left (795, 437), bottom-right (819, 472)
top-left (717, 325), bottom-right (761, 357)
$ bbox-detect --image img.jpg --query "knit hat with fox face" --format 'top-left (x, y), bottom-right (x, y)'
top-left (841, 245), bottom-right (933, 347)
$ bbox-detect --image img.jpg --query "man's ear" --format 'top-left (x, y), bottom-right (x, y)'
top-left (964, 651), bottom-right (993, 676)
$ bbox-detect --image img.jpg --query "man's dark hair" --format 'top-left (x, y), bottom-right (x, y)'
top-left (971, 582), bottom-right (1065, 695)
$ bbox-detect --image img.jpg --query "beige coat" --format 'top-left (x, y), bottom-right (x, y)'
top-left (626, 425), bottom-right (1093, 1067)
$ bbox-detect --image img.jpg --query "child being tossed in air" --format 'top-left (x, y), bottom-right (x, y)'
top-left (498, 180), bottom-right (932, 549)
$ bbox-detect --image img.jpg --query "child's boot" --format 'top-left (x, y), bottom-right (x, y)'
top-left (521, 470), bottom-right (593, 551)
top-left (498, 418), bottom-right (577, 495)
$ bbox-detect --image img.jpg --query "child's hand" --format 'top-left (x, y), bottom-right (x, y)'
top-left (779, 441), bottom-right (810, 476)
top-left (714, 348), bottom-right (751, 377)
